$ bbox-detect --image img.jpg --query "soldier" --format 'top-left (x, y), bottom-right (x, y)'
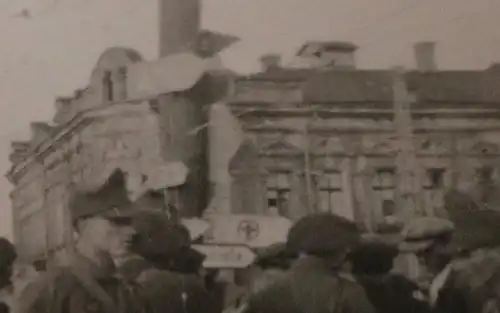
top-left (18, 169), bottom-right (146, 313)
top-left (399, 216), bottom-right (465, 313)
top-left (243, 213), bottom-right (376, 313)
top-left (119, 205), bottom-right (217, 313)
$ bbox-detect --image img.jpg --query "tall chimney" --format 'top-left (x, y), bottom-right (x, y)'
top-left (260, 54), bottom-right (281, 72)
top-left (159, 0), bottom-right (201, 56)
top-left (414, 42), bottom-right (437, 72)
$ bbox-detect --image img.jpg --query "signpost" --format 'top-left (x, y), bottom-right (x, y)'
top-left (192, 244), bottom-right (256, 268)
top-left (202, 214), bottom-right (292, 248)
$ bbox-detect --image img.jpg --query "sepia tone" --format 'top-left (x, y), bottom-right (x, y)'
top-left (1, 0), bottom-right (500, 313)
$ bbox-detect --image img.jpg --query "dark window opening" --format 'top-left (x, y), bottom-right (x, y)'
top-left (103, 71), bottom-right (113, 102)
top-left (268, 198), bottom-right (277, 207)
top-left (478, 167), bottom-right (494, 182)
top-left (427, 168), bottom-right (445, 188)
top-left (382, 200), bottom-right (396, 217)
top-left (33, 259), bottom-right (47, 272)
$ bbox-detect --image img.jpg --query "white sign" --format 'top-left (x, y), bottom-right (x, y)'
top-left (181, 218), bottom-right (209, 240)
top-left (143, 162), bottom-right (188, 189)
top-left (192, 244), bottom-right (256, 268)
top-left (202, 214), bottom-right (293, 248)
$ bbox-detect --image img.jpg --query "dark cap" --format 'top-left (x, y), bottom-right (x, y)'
top-left (69, 169), bottom-right (139, 224)
top-left (286, 213), bottom-right (360, 255)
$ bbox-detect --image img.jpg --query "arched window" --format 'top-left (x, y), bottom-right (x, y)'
top-left (103, 70), bottom-right (113, 102)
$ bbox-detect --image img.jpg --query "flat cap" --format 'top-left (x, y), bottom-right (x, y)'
top-left (399, 216), bottom-right (455, 252)
top-left (286, 213), bottom-right (360, 255)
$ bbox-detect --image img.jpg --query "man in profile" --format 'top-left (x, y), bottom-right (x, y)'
top-left (19, 169), bottom-right (146, 313)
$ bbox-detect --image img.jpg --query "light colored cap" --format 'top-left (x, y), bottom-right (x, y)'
top-left (399, 216), bottom-right (455, 252)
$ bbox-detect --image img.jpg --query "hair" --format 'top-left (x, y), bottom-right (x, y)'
top-left (0, 238), bottom-right (16, 269)
top-left (349, 242), bottom-right (399, 276)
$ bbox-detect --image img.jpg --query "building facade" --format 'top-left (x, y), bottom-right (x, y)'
top-left (5, 45), bottom-right (216, 264)
top-left (211, 41), bottom-right (500, 231)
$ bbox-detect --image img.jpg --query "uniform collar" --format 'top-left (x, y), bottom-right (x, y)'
top-left (70, 252), bottom-right (117, 280)
top-left (291, 256), bottom-right (338, 274)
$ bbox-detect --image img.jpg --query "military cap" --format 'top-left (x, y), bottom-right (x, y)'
top-left (399, 216), bottom-right (455, 252)
top-left (286, 213), bottom-right (360, 255)
top-left (68, 169), bottom-right (139, 223)
top-left (130, 211), bottom-right (191, 258)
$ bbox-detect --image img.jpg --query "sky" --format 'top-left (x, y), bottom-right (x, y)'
top-left (0, 0), bottom-right (499, 238)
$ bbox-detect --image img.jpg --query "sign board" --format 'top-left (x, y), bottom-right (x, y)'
top-left (143, 162), bottom-right (188, 189)
top-left (202, 214), bottom-right (292, 248)
top-left (181, 218), bottom-right (209, 240)
top-left (192, 244), bottom-right (256, 268)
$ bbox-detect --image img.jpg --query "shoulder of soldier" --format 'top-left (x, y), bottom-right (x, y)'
top-left (18, 267), bottom-right (76, 313)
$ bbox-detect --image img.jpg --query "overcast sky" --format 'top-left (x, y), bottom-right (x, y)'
top-left (0, 0), bottom-right (499, 238)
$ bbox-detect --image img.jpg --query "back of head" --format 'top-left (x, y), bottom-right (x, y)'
top-left (350, 240), bottom-right (399, 276)
top-left (286, 213), bottom-right (360, 257)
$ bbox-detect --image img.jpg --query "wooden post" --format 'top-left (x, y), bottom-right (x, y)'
top-left (392, 66), bottom-right (423, 220)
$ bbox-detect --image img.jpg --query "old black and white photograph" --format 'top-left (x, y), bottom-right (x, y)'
top-left (0, 0), bottom-right (500, 312)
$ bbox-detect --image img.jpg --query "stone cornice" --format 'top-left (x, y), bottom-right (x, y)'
top-left (6, 101), bottom-right (152, 183)
top-left (232, 107), bottom-right (500, 119)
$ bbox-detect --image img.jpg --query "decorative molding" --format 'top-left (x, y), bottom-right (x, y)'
top-left (469, 140), bottom-right (499, 155)
top-left (259, 138), bottom-right (303, 156)
top-left (417, 135), bottom-right (451, 155)
top-left (7, 103), bottom-right (151, 183)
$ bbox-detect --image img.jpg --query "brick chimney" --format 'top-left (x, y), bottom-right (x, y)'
top-left (159, 0), bottom-right (201, 57)
top-left (260, 54), bottom-right (281, 72)
top-left (414, 42), bottom-right (437, 72)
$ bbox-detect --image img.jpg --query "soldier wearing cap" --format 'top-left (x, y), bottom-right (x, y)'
top-left (242, 213), bottom-right (376, 313)
top-left (400, 216), bottom-right (467, 313)
top-left (19, 169), bottom-right (146, 313)
top-left (118, 191), bottom-right (217, 313)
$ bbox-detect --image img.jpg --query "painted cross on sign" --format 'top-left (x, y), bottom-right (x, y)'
top-left (237, 220), bottom-right (260, 241)
top-left (202, 214), bottom-right (293, 248)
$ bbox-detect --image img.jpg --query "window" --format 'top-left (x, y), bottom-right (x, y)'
top-left (266, 172), bottom-right (291, 216)
top-left (103, 70), bottom-right (113, 102)
top-left (317, 171), bottom-right (343, 214)
top-left (373, 167), bottom-right (395, 190)
top-left (427, 168), bottom-right (445, 189)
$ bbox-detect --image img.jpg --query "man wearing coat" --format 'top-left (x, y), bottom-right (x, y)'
top-left (19, 169), bottom-right (145, 313)
top-left (400, 216), bottom-right (466, 313)
top-left (243, 213), bottom-right (376, 313)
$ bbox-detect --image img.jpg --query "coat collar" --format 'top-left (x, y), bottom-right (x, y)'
top-left (70, 252), bottom-right (117, 280)
top-left (291, 256), bottom-right (339, 274)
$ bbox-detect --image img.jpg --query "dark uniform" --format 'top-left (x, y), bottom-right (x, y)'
top-left (122, 210), bottom-right (217, 313)
top-left (244, 213), bottom-right (376, 313)
top-left (18, 169), bottom-right (146, 313)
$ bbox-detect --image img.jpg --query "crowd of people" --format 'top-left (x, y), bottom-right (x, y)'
top-left (0, 167), bottom-right (500, 313)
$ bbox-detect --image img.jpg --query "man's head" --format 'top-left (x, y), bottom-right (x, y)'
top-left (400, 216), bottom-right (455, 274)
top-left (286, 213), bottom-right (361, 269)
top-left (69, 169), bottom-right (139, 258)
top-left (74, 215), bottom-right (136, 258)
